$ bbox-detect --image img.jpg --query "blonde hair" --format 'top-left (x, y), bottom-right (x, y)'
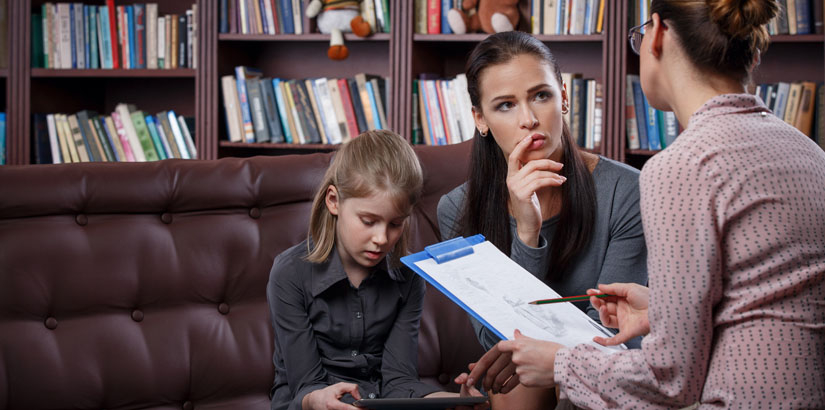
top-left (306, 130), bottom-right (424, 266)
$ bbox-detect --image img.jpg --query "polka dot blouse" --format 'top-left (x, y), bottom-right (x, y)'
top-left (554, 94), bottom-right (825, 409)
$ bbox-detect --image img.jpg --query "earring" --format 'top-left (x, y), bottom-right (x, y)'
top-left (561, 104), bottom-right (569, 115)
top-left (479, 128), bottom-right (488, 137)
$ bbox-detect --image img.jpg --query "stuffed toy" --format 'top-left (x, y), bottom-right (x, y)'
top-left (447, 0), bottom-right (520, 34)
top-left (306, 0), bottom-right (372, 60)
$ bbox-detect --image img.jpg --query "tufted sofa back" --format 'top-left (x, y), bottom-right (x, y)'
top-left (0, 142), bottom-right (484, 410)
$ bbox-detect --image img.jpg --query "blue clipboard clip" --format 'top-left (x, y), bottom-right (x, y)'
top-left (424, 235), bottom-right (482, 264)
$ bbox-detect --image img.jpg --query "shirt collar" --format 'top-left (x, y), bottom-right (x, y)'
top-left (310, 244), bottom-right (405, 297)
top-left (688, 93), bottom-right (770, 130)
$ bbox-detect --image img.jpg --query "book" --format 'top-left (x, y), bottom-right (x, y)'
top-left (67, 114), bottom-right (91, 162)
top-left (134, 4), bottom-right (146, 68)
top-left (629, 75), bottom-right (649, 150)
top-left (784, 82), bottom-right (803, 125)
top-left (58, 114), bottom-right (81, 163)
top-left (46, 114), bottom-right (65, 163)
top-left (130, 111), bottom-right (160, 161)
top-left (304, 79), bottom-right (329, 144)
top-left (105, 0), bottom-right (118, 68)
top-left (105, 115), bottom-right (132, 161)
top-left (347, 78), bottom-right (368, 134)
top-left (793, 81), bottom-right (816, 137)
top-left (147, 114), bottom-right (172, 159)
top-left (86, 115), bottom-right (113, 161)
top-left (272, 78), bottom-right (294, 143)
top-left (327, 79), bottom-right (350, 143)
top-left (426, 0), bottom-right (440, 34)
top-left (92, 115), bottom-right (118, 161)
top-left (412, 79), bottom-right (423, 144)
top-left (292, 80), bottom-right (323, 144)
top-left (370, 77), bottom-right (388, 131)
top-left (167, 110), bottom-right (191, 159)
top-left (88, 6), bottom-right (99, 69)
top-left (625, 76), bottom-right (640, 149)
top-left (314, 78), bottom-right (343, 144)
top-left (283, 80), bottom-right (305, 144)
top-left (365, 81), bottom-right (383, 130)
top-left (31, 13), bottom-right (44, 68)
top-left (156, 111), bottom-right (182, 158)
top-left (115, 104), bottom-right (146, 161)
top-left (221, 75), bottom-right (244, 142)
top-left (337, 79), bottom-right (360, 142)
top-left (158, 15), bottom-right (166, 68)
top-left (246, 77), bottom-right (271, 142)
top-left (260, 78), bottom-right (286, 143)
top-left (177, 115), bottom-right (198, 159)
top-left (147, 4), bottom-right (158, 69)
top-left (178, 14), bottom-right (187, 68)
top-left (76, 110), bottom-right (104, 162)
top-left (235, 66), bottom-right (262, 143)
top-left (401, 235), bottom-right (625, 352)
top-left (33, 114), bottom-right (53, 164)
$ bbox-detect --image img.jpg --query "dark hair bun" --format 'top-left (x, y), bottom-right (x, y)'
top-left (707, 0), bottom-right (779, 39)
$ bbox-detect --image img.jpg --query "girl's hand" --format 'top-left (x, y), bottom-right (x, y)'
top-left (506, 136), bottom-right (566, 248)
top-left (588, 283), bottom-right (650, 346)
top-left (302, 382), bottom-right (361, 410)
top-left (496, 330), bottom-right (562, 389)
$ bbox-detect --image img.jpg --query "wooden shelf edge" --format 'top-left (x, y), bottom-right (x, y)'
top-left (218, 33), bottom-right (391, 42)
top-left (219, 141), bottom-right (340, 150)
top-left (413, 33), bottom-right (605, 42)
top-left (770, 34), bottom-right (825, 43)
top-left (626, 149), bottom-right (660, 156)
top-left (31, 68), bottom-right (196, 78)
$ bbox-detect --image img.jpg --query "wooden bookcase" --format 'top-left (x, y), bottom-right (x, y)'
top-left (1, 0), bottom-right (823, 165)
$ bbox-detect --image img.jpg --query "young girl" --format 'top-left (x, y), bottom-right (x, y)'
top-left (267, 130), bottom-right (480, 410)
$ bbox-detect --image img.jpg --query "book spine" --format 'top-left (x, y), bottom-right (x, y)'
top-left (426, 0), bottom-right (440, 34)
top-left (337, 79), bottom-right (360, 141)
top-left (235, 66), bottom-right (256, 142)
top-left (167, 110), bottom-right (191, 159)
top-left (147, 4), bottom-right (157, 69)
top-left (272, 79), bottom-right (294, 143)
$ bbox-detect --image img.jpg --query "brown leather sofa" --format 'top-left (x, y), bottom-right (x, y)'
top-left (0, 142), bottom-right (484, 410)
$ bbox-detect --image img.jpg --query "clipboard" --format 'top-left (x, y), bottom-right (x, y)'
top-left (401, 235), bottom-right (625, 352)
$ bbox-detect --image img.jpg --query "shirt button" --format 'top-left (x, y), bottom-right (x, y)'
top-left (355, 312), bottom-right (362, 319)
top-left (361, 368), bottom-right (368, 374)
top-left (351, 350), bottom-right (358, 357)
top-left (368, 393), bottom-right (376, 399)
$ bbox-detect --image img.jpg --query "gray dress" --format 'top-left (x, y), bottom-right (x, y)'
top-left (437, 156), bottom-right (648, 350)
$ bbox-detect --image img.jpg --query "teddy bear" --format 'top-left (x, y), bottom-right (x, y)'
top-left (306, 0), bottom-right (372, 60)
top-left (447, 0), bottom-right (521, 35)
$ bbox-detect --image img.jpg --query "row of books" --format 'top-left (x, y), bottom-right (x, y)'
top-left (625, 75), bottom-right (679, 151)
top-left (631, 0), bottom-right (823, 35)
top-left (222, 67), bottom-right (388, 144)
top-left (32, 2), bottom-right (197, 70)
top-left (755, 81), bottom-right (823, 138)
top-left (530, 0), bottom-right (606, 36)
top-left (767, 0), bottom-right (824, 35)
top-left (31, 105), bottom-right (197, 165)
top-left (412, 73), bottom-right (603, 149)
top-left (219, 0), bottom-right (390, 35)
top-left (0, 113), bottom-right (6, 165)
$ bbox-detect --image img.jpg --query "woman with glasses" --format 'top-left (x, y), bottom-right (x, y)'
top-left (466, 0), bottom-right (825, 408)
top-left (437, 30), bottom-right (649, 409)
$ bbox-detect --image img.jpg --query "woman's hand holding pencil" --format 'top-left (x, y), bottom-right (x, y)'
top-left (587, 283), bottom-right (651, 346)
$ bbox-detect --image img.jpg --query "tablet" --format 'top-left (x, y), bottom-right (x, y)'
top-left (353, 396), bottom-right (488, 409)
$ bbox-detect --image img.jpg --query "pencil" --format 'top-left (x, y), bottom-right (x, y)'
top-left (528, 293), bottom-right (614, 305)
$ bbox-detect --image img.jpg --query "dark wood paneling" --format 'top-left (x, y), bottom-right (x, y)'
top-left (8, 0), bottom-right (32, 165)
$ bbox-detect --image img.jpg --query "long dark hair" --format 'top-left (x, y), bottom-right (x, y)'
top-left (458, 31), bottom-right (596, 280)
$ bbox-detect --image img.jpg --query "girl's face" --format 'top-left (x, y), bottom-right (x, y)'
top-left (325, 187), bottom-right (409, 275)
top-left (473, 54), bottom-right (568, 164)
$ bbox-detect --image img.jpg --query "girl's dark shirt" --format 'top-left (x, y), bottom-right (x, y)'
top-left (267, 240), bottom-right (439, 410)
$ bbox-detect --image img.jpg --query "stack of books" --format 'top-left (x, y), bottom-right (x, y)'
top-left (31, 104), bottom-right (197, 164)
top-left (529, 0), bottom-right (606, 35)
top-left (767, 0), bottom-right (823, 35)
top-left (219, 0), bottom-right (390, 35)
top-left (32, 2), bottom-right (198, 69)
top-left (0, 112), bottom-right (6, 165)
top-left (222, 66), bottom-right (388, 144)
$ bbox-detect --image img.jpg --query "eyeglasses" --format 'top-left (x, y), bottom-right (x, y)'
top-left (628, 20), bottom-right (652, 55)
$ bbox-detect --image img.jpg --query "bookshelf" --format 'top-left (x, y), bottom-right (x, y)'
top-left (3, 0), bottom-right (822, 165)
top-left (616, 1), bottom-right (825, 169)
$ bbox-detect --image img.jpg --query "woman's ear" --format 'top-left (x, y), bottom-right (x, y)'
top-left (325, 185), bottom-right (340, 216)
top-left (649, 13), bottom-right (666, 59)
top-left (472, 106), bottom-right (488, 135)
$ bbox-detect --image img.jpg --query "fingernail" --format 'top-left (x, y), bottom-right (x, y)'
top-left (466, 377), bottom-right (474, 386)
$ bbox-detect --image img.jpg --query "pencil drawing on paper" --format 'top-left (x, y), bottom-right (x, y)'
top-left (503, 295), bottom-right (567, 337)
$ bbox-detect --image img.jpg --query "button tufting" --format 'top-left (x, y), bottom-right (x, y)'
top-left (44, 317), bottom-right (58, 330)
top-left (218, 303), bottom-right (230, 315)
top-left (438, 373), bottom-right (450, 385)
top-left (249, 207), bottom-right (261, 219)
top-left (75, 214), bottom-right (88, 226)
top-left (368, 393), bottom-right (376, 399)
top-left (182, 400), bottom-right (193, 410)
top-left (160, 213), bottom-right (173, 224)
top-left (131, 309), bottom-right (144, 322)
